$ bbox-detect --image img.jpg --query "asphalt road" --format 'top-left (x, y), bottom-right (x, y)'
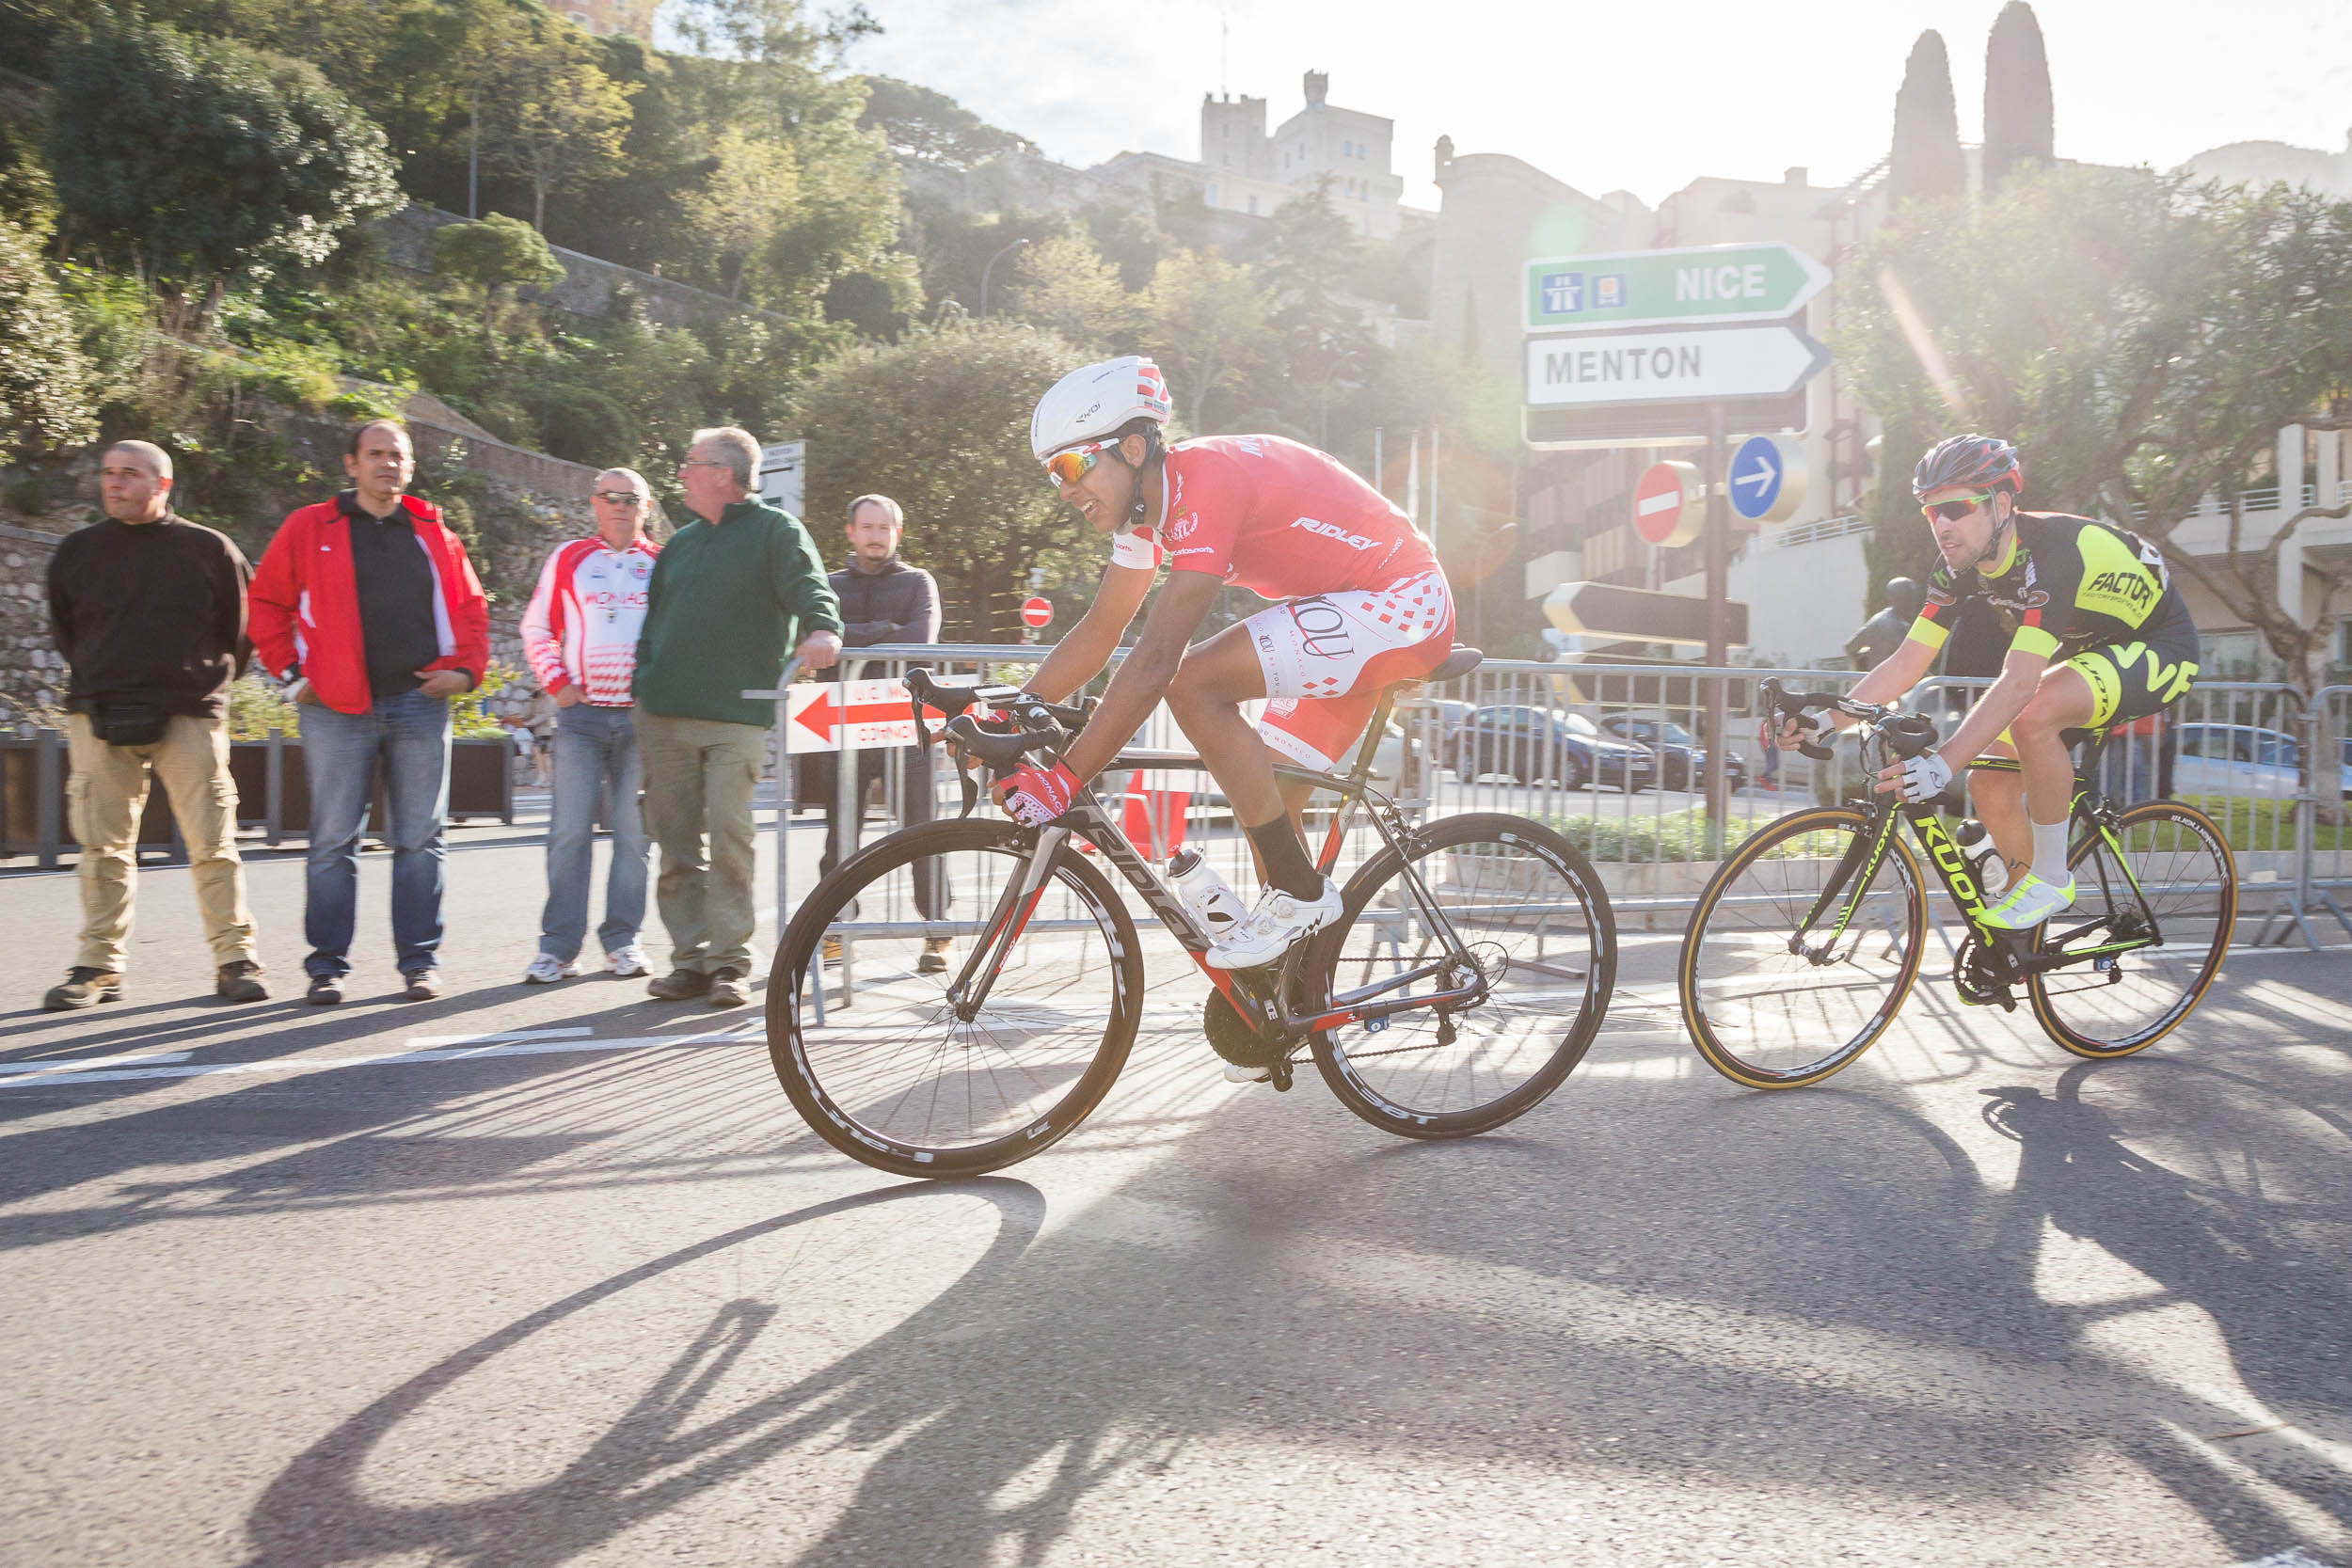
top-left (2, 802), bottom-right (2348, 1567)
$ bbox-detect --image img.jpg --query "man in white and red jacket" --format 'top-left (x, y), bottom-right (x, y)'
top-left (249, 420), bottom-right (489, 1005)
top-left (517, 467), bottom-right (661, 984)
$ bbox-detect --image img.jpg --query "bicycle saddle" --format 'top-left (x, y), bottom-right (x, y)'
top-left (1427, 646), bottom-right (1484, 684)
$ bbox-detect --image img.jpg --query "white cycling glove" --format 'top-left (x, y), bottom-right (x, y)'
top-left (1897, 751), bottom-right (1954, 803)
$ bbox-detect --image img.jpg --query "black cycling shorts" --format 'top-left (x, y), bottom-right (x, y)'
top-left (2063, 603), bottom-right (2201, 728)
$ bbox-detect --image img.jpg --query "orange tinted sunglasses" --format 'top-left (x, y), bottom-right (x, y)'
top-left (1042, 437), bottom-right (1121, 487)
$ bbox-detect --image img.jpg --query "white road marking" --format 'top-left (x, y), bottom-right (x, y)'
top-left (0, 1052), bottom-right (195, 1074)
top-left (0, 1029), bottom-right (766, 1088)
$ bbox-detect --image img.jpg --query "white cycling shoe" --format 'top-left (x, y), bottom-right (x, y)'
top-left (1223, 1061), bottom-right (1274, 1085)
top-left (1206, 879), bottom-right (1343, 970)
top-left (1977, 872), bottom-right (2075, 930)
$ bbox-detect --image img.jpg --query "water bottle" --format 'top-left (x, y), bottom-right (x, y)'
top-left (1168, 847), bottom-right (1248, 939)
top-left (1953, 817), bottom-right (2006, 896)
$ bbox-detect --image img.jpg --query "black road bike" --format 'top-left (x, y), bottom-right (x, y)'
top-left (1675, 680), bottom-right (2236, 1088)
top-left (767, 653), bottom-right (1617, 1177)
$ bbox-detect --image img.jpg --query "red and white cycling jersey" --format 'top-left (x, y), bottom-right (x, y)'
top-left (1108, 435), bottom-right (1438, 598)
top-left (521, 536), bottom-right (660, 706)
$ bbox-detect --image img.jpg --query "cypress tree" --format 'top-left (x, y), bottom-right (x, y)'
top-left (1889, 31), bottom-right (1966, 208)
top-left (1982, 2), bottom-right (2055, 189)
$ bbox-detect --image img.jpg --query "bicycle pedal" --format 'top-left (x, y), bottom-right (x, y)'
top-left (1268, 1059), bottom-right (1294, 1092)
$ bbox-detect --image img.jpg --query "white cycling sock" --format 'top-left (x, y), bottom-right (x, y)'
top-left (2029, 817), bottom-right (2072, 888)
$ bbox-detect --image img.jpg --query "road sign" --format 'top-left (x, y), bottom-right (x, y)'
top-left (1527, 325), bottom-right (1830, 409)
top-left (1524, 243), bottom-right (1831, 334)
top-left (1727, 434), bottom-right (1808, 526)
top-left (1542, 581), bottom-right (1748, 647)
top-left (784, 678), bottom-right (937, 753)
top-left (1523, 391), bottom-right (1808, 451)
top-left (1631, 460), bottom-right (1703, 547)
top-left (757, 439), bottom-right (804, 515)
top-left (1020, 596), bottom-right (1053, 629)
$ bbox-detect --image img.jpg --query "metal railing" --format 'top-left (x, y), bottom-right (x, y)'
top-left (749, 647), bottom-right (2348, 952)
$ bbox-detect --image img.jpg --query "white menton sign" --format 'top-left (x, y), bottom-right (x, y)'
top-left (1525, 325), bottom-right (1831, 407)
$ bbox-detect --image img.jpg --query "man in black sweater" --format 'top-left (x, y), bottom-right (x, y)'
top-left (810, 495), bottom-right (948, 967)
top-left (43, 441), bottom-right (265, 1009)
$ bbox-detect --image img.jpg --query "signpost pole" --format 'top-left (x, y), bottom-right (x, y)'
top-left (1703, 403), bottom-right (1730, 859)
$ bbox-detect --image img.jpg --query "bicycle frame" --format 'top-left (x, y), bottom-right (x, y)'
top-left (949, 679), bottom-right (1488, 1047)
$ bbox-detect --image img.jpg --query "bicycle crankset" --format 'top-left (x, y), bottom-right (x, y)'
top-left (1203, 989), bottom-right (1295, 1089)
top-left (1952, 930), bottom-right (2022, 1011)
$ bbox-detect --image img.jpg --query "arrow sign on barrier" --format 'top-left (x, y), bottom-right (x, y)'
top-left (784, 678), bottom-right (979, 753)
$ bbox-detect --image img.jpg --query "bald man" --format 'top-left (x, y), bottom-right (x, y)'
top-left (45, 440), bottom-right (265, 1009)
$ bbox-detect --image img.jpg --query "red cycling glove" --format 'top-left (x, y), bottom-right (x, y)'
top-left (994, 760), bottom-right (1082, 827)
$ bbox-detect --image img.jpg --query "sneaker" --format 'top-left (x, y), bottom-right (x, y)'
top-left (307, 974), bottom-right (345, 1006)
top-left (523, 954), bottom-right (580, 985)
top-left (1222, 1061), bottom-right (1273, 1085)
top-left (707, 968), bottom-right (750, 1008)
top-left (821, 935), bottom-right (843, 966)
top-left (918, 937), bottom-right (952, 974)
top-left (606, 943), bottom-right (650, 978)
top-left (42, 968), bottom-right (120, 1011)
top-left (215, 959), bottom-right (269, 1004)
top-left (648, 968), bottom-right (712, 1001)
top-left (1206, 879), bottom-right (1343, 971)
top-left (402, 969), bottom-right (444, 1002)
top-left (1976, 872), bottom-right (2076, 931)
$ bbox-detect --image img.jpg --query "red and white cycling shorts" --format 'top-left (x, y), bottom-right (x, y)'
top-left (1247, 568), bottom-right (1454, 770)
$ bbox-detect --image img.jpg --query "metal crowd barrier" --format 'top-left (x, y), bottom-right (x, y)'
top-left (748, 648), bottom-right (2348, 956)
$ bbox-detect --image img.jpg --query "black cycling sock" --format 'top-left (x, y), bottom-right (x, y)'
top-left (1246, 815), bottom-right (1324, 900)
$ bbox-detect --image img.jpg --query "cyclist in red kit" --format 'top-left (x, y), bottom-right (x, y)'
top-left (1000, 356), bottom-right (1456, 970)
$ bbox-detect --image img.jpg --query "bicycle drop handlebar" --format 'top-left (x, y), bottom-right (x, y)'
top-left (903, 667), bottom-right (1097, 781)
top-left (1755, 678), bottom-right (1940, 763)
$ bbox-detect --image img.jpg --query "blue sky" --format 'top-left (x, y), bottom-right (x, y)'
top-left (838, 0), bottom-right (2352, 208)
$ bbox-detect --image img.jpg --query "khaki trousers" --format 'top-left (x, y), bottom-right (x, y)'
top-left (66, 713), bottom-right (257, 974)
top-left (634, 707), bottom-right (767, 976)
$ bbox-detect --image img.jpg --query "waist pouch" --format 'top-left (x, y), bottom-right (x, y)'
top-left (92, 702), bottom-right (170, 748)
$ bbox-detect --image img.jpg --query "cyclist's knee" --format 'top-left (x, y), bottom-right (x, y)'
top-left (2010, 692), bottom-right (2074, 745)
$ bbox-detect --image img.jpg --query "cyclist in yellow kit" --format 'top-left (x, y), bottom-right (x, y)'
top-left (1783, 436), bottom-right (2200, 929)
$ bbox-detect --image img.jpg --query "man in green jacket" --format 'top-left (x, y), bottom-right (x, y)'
top-left (636, 426), bottom-right (842, 1006)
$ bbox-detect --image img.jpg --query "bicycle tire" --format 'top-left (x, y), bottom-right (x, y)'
top-left (1677, 805), bottom-right (1928, 1089)
top-left (768, 817), bottom-right (1143, 1179)
top-left (2027, 799), bottom-right (2235, 1059)
top-left (1307, 813), bottom-right (1614, 1138)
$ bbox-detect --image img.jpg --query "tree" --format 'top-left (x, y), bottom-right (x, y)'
top-left (46, 16), bottom-right (399, 322)
top-left (856, 75), bottom-right (1034, 170)
top-left (1001, 233), bottom-right (1126, 350)
top-left (0, 219), bottom-right (99, 463)
top-left (433, 214), bottom-right (566, 335)
top-left (677, 128), bottom-right (800, 300)
top-left (1136, 249), bottom-right (1271, 432)
top-left (1261, 180), bottom-right (1374, 447)
top-left (1982, 1), bottom-right (2055, 190)
top-left (1888, 30), bottom-right (1965, 208)
top-left (797, 322), bottom-right (1093, 640)
top-left (480, 9), bottom-right (637, 231)
top-left (1844, 165), bottom-right (2352, 816)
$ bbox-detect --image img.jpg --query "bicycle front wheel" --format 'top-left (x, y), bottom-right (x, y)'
top-left (2027, 800), bottom-right (2235, 1058)
top-left (768, 818), bottom-right (1142, 1178)
top-left (1308, 813), bottom-right (1615, 1138)
top-left (1677, 806), bottom-right (1928, 1088)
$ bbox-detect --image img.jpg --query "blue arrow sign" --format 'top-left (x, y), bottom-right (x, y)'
top-left (1728, 435), bottom-right (1784, 522)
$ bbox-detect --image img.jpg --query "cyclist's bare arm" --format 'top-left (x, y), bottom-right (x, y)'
top-left (1024, 562), bottom-right (1154, 703)
top-left (1059, 570), bottom-right (1221, 782)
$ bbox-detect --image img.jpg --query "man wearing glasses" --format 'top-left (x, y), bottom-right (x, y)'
top-left (1776, 435), bottom-right (2200, 931)
top-left (518, 467), bottom-right (662, 984)
top-left (633, 427), bottom-right (841, 1007)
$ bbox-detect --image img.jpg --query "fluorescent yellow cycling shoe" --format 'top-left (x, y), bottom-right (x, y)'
top-left (1976, 872), bottom-right (2075, 930)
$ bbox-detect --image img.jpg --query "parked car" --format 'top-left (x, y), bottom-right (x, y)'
top-left (1597, 713), bottom-right (1748, 792)
top-left (1453, 706), bottom-right (1656, 791)
top-left (2170, 723), bottom-right (2352, 800)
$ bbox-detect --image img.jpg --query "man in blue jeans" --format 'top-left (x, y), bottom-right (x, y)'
top-left (249, 420), bottom-right (490, 1003)
top-left (518, 467), bottom-right (661, 982)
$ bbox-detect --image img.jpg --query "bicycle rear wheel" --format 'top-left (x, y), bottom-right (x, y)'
top-left (768, 818), bottom-right (1142, 1178)
top-left (1677, 806), bottom-right (1927, 1088)
top-left (2027, 800), bottom-right (2235, 1058)
top-left (1308, 813), bottom-right (1614, 1138)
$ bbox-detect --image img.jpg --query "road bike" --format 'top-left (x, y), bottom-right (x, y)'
top-left (1674, 680), bottom-right (2236, 1089)
top-left (767, 652), bottom-right (1617, 1177)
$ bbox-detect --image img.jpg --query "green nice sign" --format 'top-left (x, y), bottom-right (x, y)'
top-left (1524, 243), bottom-right (1831, 334)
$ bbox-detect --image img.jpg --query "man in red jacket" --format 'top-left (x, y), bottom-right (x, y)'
top-left (249, 420), bottom-right (489, 1004)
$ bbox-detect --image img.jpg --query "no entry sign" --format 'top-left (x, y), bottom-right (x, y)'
top-left (1020, 596), bottom-right (1053, 629)
top-left (1631, 460), bottom-right (1703, 547)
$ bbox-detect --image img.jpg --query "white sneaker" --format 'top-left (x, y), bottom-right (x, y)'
top-left (1222, 1061), bottom-right (1273, 1085)
top-left (1977, 872), bottom-right (2075, 930)
top-left (1206, 879), bottom-right (1343, 970)
top-left (523, 953), bottom-right (580, 984)
top-left (606, 943), bottom-right (650, 978)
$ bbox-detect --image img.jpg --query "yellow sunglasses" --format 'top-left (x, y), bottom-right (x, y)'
top-left (1042, 437), bottom-right (1122, 487)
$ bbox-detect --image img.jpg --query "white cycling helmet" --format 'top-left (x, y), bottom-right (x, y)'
top-left (1030, 356), bottom-right (1172, 462)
